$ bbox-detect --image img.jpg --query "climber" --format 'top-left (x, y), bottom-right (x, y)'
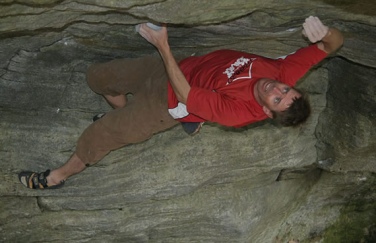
top-left (18, 16), bottom-right (343, 189)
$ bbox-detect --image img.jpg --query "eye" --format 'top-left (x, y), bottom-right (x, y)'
top-left (283, 87), bottom-right (290, 93)
top-left (274, 97), bottom-right (281, 104)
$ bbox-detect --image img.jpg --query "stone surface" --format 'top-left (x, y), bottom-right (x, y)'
top-left (0, 0), bottom-right (375, 242)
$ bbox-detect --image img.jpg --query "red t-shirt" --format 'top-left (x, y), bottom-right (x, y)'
top-left (168, 45), bottom-right (327, 127)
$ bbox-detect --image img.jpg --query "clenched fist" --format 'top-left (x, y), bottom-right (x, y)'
top-left (302, 16), bottom-right (329, 43)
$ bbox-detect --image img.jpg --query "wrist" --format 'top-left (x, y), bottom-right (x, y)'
top-left (158, 42), bottom-right (171, 56)
top-left (322, 28), bottom-right (332, 41)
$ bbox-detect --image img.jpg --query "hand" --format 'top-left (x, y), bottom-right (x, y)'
top-left (138, 23), bottom-right (169, 50)
top-left (302, 16), bottom-right (329, 43)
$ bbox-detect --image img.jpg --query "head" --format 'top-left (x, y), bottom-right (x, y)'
top-left (254, 78), bottom-right (311, 127)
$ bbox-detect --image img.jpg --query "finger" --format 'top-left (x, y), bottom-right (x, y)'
top-left (303, 22), bottom-right (319, 42)
top-left (304, 16), bottom-right (322, 42)
top-left (303, 17), bottom-right (315, 41)
top-left (138, 24), bottom-right (151, 40)
top-left (139, 24), bottom-right (155, 38)
top-left (311, 17), bottom-right (328, 39)
top-left (312, 16), bottom-right (326, 31)
top-left (308, 16), bottom-right (323, 41)
top-left (306, 16), bottom-right (329, 42)
top-left (308, 18), bottom-right (323, 41)
top-left (139, 23), bottom-right (149, 33)
top-left (314, 16), bottom-right (329, 37)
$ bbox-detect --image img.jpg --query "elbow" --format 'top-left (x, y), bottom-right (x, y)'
top-left (177, 96), bottom-right (187, 105)
top-left (177, 88), bottom-right (191, 105)
top-left (176, 92), bottom-right (188, 105)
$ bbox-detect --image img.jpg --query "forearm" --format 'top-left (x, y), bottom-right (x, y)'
top-left (137, 24), bottom-right (191, 104)
top-left (319, 27), bottom-right (344, 54)
top-left (158, 44), bottom-right (190, 104)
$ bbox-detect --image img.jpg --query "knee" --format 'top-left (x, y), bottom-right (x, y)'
top-left (86, 64), bottom-right (103, 93)
top-left (86, 65), bottom-right (97, 86)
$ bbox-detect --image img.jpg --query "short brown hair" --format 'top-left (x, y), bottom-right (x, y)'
top-left (271, 91), bottom-right (311, 127)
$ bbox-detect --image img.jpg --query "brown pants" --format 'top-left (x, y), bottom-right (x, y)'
top-left (76, 55), bottom-right (178, 165)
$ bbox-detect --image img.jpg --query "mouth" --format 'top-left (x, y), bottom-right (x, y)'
top-left (264, 81), bottom-right (272, 92)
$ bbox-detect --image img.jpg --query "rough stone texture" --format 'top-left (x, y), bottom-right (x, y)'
top-left (0, 1), bottom-right (375, 242)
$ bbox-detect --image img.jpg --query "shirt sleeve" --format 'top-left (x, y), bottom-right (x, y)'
top-left (279, 44), bottom-right (328, 86)
top-left (186, 87), bottom-right (265, 127)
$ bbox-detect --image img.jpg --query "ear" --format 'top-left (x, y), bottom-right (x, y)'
top-left (262, 106), bottom-right (273, 118)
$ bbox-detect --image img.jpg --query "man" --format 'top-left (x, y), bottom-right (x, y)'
top-left (18, 16), bottom-right (343, 189)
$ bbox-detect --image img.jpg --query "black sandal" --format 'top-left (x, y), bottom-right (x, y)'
top-left (92, 113), bottom-right (106, 122)
top-left (18, 169), bottom-right (65, 189)
top-left (181, 122), bottom-right (205, 136)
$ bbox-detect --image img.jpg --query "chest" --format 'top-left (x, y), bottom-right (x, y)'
top-left (214, 58), bottom-right (280, 98)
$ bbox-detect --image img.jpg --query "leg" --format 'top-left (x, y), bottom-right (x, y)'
top-left (18, 153), bottom-right (87, 189)
top-left (104, 94), bottom-right (126, 109)
top-left (46, 153), bottom-right (86, 186)
top-left (19, 56), bottom-right (178, 189)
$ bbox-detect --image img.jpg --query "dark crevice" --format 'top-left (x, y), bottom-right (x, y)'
top-left (0, 0), bottom-right (65, 8)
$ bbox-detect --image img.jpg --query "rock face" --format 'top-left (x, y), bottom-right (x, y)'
top-left (0, 1), bottom-right (375, 242)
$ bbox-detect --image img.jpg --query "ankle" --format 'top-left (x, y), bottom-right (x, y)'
top-left (46, 170), bottom-right (65, 186)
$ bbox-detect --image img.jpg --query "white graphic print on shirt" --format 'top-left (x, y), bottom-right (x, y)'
top-left (223, 57), bottom-right (256, 85)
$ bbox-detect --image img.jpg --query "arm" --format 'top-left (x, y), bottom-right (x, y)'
top-left (302, 16), bottom-right (344, 54)
top-left (138, 24), bottom-right (190, 104)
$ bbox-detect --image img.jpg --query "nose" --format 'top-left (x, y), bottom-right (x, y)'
top-left (272, 86), bottom-right (283, 95)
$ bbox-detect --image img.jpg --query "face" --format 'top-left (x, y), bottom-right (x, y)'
top-left (254, 78), bottom-right (301, 118)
